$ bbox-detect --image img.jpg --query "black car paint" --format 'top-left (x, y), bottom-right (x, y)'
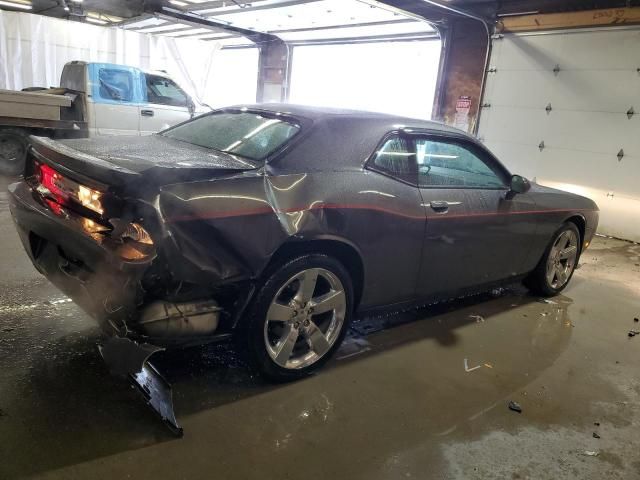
top-left (8, 104), bottom-right (599, 346)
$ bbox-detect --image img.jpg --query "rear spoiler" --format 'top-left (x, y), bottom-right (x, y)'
top-left (29, 136), bottom-right (139, 189)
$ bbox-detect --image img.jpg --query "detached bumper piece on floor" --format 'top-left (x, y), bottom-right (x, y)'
top-left (99, 337), bottom-right (183, 437)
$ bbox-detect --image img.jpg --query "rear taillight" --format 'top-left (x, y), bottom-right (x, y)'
top-left (34, 162), bottom-right (104, 215)
top-left (31, 161), bottom-right (155, 261)
top-left (37, 163), bottom-right (67, 205)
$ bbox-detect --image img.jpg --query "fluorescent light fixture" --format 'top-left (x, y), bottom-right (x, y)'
top-left (169, 0), bottom-right (189, 6)
top-left (86, 16), bottom-right (108, 25)
top-left (0, 0), bottom-right (32, 10)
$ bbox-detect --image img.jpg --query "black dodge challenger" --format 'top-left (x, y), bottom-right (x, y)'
top-left (9, 104), bottom-right (599, 380)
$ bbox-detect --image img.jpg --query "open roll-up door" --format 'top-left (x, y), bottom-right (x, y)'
top-left (477, 26), bottom-right (640, 242)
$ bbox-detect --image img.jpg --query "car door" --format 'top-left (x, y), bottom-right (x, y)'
top-left (414, 134), bottom-right (538, 298)
top-left (362, 133), bottom-right (427, 306)
top-left (139, 73), bottom-right (193, 135)
top-left (89, 64), bottom-right (141, 136)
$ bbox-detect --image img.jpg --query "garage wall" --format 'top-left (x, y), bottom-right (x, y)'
top-left (289, 40), bottom-right (441, 120)
top-left (478, 27), bottom-right (640, 242)
top-left (0, 11), bottom-right (222, 107)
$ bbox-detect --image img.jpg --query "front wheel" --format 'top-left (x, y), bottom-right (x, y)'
top-left (526, 222), bottom-right (581, 296)
top-left (243, 254), bottom-right (353, 381)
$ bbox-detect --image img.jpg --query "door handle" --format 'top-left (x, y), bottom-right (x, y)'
top-left (429, 201), bottom-right (450, 212)
top-left (141, 109), bottom-right (154, 117)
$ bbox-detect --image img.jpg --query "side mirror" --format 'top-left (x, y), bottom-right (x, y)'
top-left (510, 174), bottom-right (531, 194)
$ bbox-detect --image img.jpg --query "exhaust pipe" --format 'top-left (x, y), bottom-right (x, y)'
top-left (139, 300), bottom-right (221, 337)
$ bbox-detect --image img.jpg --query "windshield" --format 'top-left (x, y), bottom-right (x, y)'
top-left (162, 111), bottom-right (300, 161)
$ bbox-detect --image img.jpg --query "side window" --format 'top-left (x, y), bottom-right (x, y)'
top-left (145, 74), bottom-right (188, 107)
top-left (369, 136), bottom-right (416, 184)
top-left (98, 68), bottom-right (134, 102)
top-left (416, 139), bottom-right (506, 188)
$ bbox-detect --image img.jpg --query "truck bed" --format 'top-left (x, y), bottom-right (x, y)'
top-left (0, 89), bottom-right (72, 121)
top-left (0, 88), bottom-right (87, 134)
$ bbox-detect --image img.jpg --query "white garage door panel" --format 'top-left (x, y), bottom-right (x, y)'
top-left (479, 27), bottom-right (640, 241)
top-left (485, 69), bottom-right (639, 112)
top-left (489, 34), bottom-right (565, 70)
top-left (481, 107), bottom-right (639, 157)
top-left (488, 139), bottom-right (638, 194)
top-left (556, 29), bottom-right (640, 69)
top-left (493, 29), bottom-right (640, 70)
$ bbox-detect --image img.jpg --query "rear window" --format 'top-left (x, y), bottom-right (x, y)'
top-left (162, 111), bottom-right (300, 161)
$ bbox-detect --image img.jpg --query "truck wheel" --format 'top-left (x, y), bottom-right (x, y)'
top-left (243, 254), bottom-right (353, 382)
top-left (0, 129), bottom-right (28, 176)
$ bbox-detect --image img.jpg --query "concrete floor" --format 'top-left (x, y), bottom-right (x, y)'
top-left (1, 175), bottom-right (639, 480)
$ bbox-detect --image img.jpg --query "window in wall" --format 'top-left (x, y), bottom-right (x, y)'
top-left (206, 47), bottom-right (259, 107)
top-left (289, 40), bottom-right (441, 119)
top-left (416, 139), bottom-right (505, 188)
top-left (98, 68), bottom-right (134, 102)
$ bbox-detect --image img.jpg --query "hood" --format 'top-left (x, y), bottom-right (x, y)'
top-left (30, 135), bottom-right (259, 190)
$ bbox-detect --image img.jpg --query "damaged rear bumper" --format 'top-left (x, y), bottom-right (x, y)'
top-left (8, 181), bottom-right (228, 346)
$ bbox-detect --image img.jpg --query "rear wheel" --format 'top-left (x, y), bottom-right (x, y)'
top-left (0, 129), bottom-right (28, 176)
top-left (526, 222), bottom-right (580, 296)
top-left (243, 254), bottom-right (353, 381)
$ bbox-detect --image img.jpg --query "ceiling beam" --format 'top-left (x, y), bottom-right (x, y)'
top-left (498, 6), bottom-right (640, 32)
top-left (153, 6), bottom-right (281, 45)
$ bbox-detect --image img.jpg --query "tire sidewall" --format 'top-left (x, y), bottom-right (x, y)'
top-left (243, 254), bottom-right (353, 382)
top-left (0, 129), bottom-right (28, 176)
top-left (535, 222), bottom-right (581, 296)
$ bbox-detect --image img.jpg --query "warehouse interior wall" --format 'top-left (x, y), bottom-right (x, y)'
top-left (0, 10), bottom-right (224, 107)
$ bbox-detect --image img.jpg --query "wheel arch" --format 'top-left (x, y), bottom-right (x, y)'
top-left (564, 214), bottom-right (586, 251)
top-left (264, 236), bottom-right (365, 310)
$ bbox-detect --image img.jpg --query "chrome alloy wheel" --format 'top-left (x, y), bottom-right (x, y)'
top-left (546, 229), bottom-right (579, 289)
top-left (263, 268), bottom-right (346, 370)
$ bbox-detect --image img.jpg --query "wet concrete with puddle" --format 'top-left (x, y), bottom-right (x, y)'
top-left (1, 177), bottom-right (639, 479)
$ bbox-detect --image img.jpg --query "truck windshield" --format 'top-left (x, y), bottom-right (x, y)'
top-left (161, 111), bottom-right (300, 161)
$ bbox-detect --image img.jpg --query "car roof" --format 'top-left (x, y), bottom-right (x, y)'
top-left (234, 103), bottom-right (465, 135)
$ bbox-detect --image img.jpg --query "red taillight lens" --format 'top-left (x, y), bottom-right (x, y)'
top-left (37, 163), bottom-right (68, 205)
top-left (34, 162), bottom-right (104, 215)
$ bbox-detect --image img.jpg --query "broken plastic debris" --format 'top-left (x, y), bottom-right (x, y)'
top-left (634, 317), bottom-right (639, 323)
top-left (484, 363), bottom-right (493, 369)
top-left (538, 298), bottom-right (557, 304)
top-left (469, 314), bottom-right (484, 323)
top-left (508, 401), bottom-right (522, 413)
top-left (593, 432), bottom-right (601, 439)
top-left (628, 330), bottom-right (639, 338)
top-left (464, 358), bottom-right (482, 372)
top-left (583, 451), bottom-right (599, 457)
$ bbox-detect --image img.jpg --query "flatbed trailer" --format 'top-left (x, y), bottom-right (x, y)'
top-left (0, 88), bottom-right (88, 175)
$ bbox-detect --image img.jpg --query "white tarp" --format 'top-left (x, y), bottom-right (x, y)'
top-left (0, 10), bottom-right (222, 106)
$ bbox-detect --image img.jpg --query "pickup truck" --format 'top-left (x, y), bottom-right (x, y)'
top-left (0, 60), bottom-right (205, 175)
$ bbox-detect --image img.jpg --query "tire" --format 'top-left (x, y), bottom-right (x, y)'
top-left (0, 129), bottom-right (28, 176)
top-left (525, 222), bottom-right (581, 297)
top-left (242, 254), bottom-right (353, 382)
